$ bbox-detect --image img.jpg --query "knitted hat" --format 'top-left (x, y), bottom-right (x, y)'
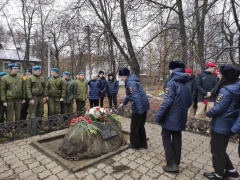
top-left (108, 72), bottom-right (114, 77)
top-left (99, 70), bottom-right (104, 75)
top-left (26, 68), bottom-right (32, 74)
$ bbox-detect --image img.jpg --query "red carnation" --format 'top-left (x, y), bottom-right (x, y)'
top-left (87, 120), bottom-right (91, 124)
top-left (100, 115), bottom-right (104, 119)
top-left (87, 109), bottom-right (90, 112)
top-left (105, 119), bottom-right (108, 122)
top-left (203, 100), bottom-right (208, 104)
top-left (96, 107), bottom-right (100, 111)
top-left (105, 109), bottom-right (109, 113)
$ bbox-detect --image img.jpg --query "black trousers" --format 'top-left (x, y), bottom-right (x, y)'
top-left (239, 140), bottom-right (240, 158)
top-left (210, 130), bottom-right (234, 176)
top-left (21, 101), bottom-right (29, 120)
top-left (107, 95), bottom-right (117, 108)
top-left (99, 97), bottom-right (104, 107)
top-left (89, 99), bottom-right (99, 108)
top-left (161, 128), bottom-right (182, 165)
top-left (0, 101), bottom-right (6, 123)
top-left (130, 111), bottom-right (147, 148)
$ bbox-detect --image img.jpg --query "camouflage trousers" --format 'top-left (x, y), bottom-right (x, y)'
top-left (48, 97), bottom-right (61, 116)
top-left (27, 96), bottom-right (44, 118)
top-left (6, 99), bottom-right (22, 122)
top-left (76, 100), bottom-right (86, 112)
top-left (62, 103), bottom-right (73, 114)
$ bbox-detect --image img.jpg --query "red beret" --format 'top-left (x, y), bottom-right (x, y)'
top-left (185, 68), bottom-right (192, 73)
top-left (206, 62), bottom-right (216, 67)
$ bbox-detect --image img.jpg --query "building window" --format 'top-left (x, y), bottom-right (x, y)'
top-left (3, 61), bottom-right (10, 71)
top-left (16, 62), bottom-right (22, 71)
top-left (3, 61), bottom-right (22, 71)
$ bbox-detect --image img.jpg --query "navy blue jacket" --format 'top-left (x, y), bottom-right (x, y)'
top-left (106, 78), bottom-right (119, 96)
top-left (196, 71), bottom-right (218, 102)
top-left (206, 81), bottom-right (240, 136)
top-left (155, 68), bottom-right (192, 131)
top-left (122, 74), bottom-right (150, 114)
top-left (99, 77), bottom-right (107, 97)
top-left (88, 79), bottom-right (100, 100)
top-left (232, 110), bottom-right (240, 134)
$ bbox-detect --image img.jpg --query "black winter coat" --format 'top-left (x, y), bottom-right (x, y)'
top-left (99, 77), bottom-right (107, 97)
top-left (106, 78), bottom-right (119, 96)
top-left (196, 71), bottom-right (218, 102)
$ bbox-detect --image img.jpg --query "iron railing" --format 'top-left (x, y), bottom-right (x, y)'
top-left (0, 106), bottom-right (238, 143)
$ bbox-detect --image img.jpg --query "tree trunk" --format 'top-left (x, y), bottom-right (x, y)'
top-left (119, 0), bottom-right (140, 76)
top-left (176, 0), bottom-right (187, 64)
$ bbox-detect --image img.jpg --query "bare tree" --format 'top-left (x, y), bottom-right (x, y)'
top-left (20, 0), bottom-right (38, 70)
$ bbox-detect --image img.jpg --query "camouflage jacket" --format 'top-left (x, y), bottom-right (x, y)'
top-left (46, 76), bottom-right (66, 98)
top-left (25, 74), bottom-right (46, 99)
top-left (75, 79), bottom-right (88, 101)
top-left (63, 79), bottom-right (76, 104)
top-left (1, 74), bottom-right (25, 101)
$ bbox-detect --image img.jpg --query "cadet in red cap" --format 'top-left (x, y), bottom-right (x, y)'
top-left (185, 68), bottom-right (197, 117)
top-left (195, 62), bottom-right (218, 120)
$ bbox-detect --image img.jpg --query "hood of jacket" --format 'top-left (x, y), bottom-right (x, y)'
top-left (125, 74), bottom-right (139, 85)
top-left (170, 68), bottom-right (189, 84)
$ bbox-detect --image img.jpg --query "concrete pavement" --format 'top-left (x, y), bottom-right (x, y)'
top-left (0, 117), bottom-right (239, 180)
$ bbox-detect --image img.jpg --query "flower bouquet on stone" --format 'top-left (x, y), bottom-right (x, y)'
top-left (85, 107), bottom-right (110, 124)
top-left (69, 107), bottom-right (121, 140)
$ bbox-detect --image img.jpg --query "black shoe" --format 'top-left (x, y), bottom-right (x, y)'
top-left (203, 172), bottom-right (223, 179)
top-left (224, 170), bottom-right (239, 178)
top-left (128, 144), bottom-right (139, 150)
top-left (162, 164), bottom-right (179, 173)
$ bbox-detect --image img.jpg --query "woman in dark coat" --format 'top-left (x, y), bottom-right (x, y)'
top-left (106, 73), bottom-right (119, 109)
top-left (88, 74), bottom-right (100, 108)
top-left (98, 70), bottom-right (107, 107)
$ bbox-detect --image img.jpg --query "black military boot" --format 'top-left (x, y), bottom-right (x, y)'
top-left (162, 163), bottom-right (179, 173)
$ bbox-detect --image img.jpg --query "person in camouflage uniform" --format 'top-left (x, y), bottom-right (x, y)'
top-left (75, 71), bottom-right (88, 112)
top-left (62, 71), bottom-right (76, 113)
top-left (46, 68), bottom-right (66, 116)
top-left (0, 71), bottom-right (7, 127)
top-left (25, 66), bottom-right (46, 121)
top-left (1, 64), bottom-right (25, 125)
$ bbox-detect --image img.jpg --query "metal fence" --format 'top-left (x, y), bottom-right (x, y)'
top-left (0, 106), bottom-right (238, 143)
